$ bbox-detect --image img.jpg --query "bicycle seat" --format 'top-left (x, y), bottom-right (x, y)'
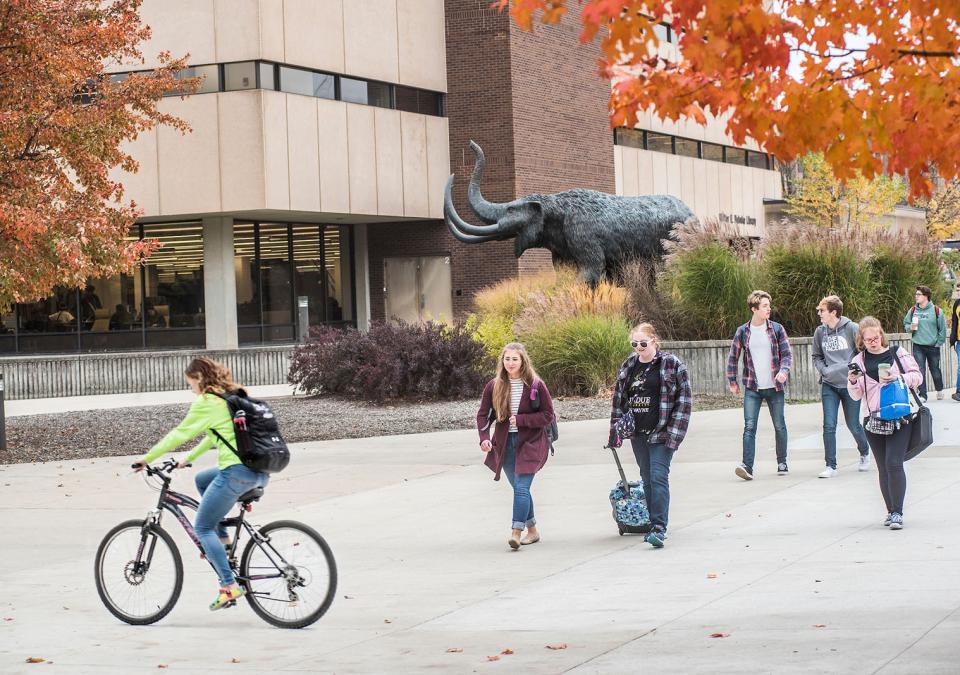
top-left (237, 487), bottom-right (264, 504)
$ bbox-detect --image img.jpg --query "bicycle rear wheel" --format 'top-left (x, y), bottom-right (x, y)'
top-left (239, 520), bottom-right (337, 628)
top-left (94, 519), bottom-right (183, 625)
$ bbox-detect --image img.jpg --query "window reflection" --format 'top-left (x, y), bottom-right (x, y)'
top-left (142, 224), bottom-right (205, 348)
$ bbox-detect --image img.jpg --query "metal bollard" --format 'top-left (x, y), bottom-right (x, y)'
top-left (0, 373), bottom-right (6, 453)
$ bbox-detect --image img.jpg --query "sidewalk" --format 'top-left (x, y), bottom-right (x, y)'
top-left (1, 400), bottom-right (958, 673)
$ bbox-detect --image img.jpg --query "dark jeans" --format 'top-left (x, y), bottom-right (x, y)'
top-left (821, 383), bottom-right (869, 468)
top-left (501, 432), bottom-right (536, 531)
top-left (742, 388), bottom-right (788, 471)
top-left (912, 343), bottom-right (943, 398)
top-left (864, 423), bottom-right (910, 515)
top-left (630, 434), bottom-right (675, 532)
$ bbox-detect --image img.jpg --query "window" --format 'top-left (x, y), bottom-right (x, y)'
top-left (258, 224), bottom-right (294, 341)
top-left (654, 23), bottom-right (670, 43)
top-left (747, 151), bottom-right (769, 169)
top-left (675, 137), bottom-right (699, 158)
top-left (614, 128), bottom-right (644, 149)
top-left (79, 273), bottom-right (140, 352)
top-left (646, 132), bottom-right (673, 153)
top-left (701, 142), bottom-right (724, 162)
top-left (279, 66), bottom-right (334, 99)
top-left (165, 64), bottom-right (219, 96)
top-left (15, 287), bottom-right (79, 353)
top-left (0, 308), bottom-right (14, 354)
top-left (141, 224), bottom-right (205, 348)
top-left (395, 87), bottom-right (442, 115)
top-left (258, 62), bottom-right (276, 90)
top-left (340, 78), bottom-right (391, 107)
top-left (725, 147), bottom-right (747, 165)
top-left (224, 62), bottom-right (257, 91)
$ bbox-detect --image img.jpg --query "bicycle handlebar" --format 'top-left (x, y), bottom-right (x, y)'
top-left (133, 458), bottom-right (192, 479)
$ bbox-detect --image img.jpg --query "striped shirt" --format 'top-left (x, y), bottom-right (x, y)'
top-left (509, 378), bottom-right (523, 431)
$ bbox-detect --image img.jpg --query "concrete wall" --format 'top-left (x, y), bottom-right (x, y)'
top-left (127, 0), bottom-right (446, 91)
top-left (112, 91), bottom-right (449, 220)
top-left (614, 146), bottom-right (783, 237)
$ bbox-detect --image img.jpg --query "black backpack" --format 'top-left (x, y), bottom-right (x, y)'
top-left (530, 379), bottom-right (559, 455)
top-left (210, 389), bottom-right (290, 474)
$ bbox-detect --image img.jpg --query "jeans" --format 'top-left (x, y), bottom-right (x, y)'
top-left (864, 423), bottom-right (910, 515)
top-left (501, 432), bottom-right (536, 531)
top-left (742, 388), bottom-right (788, 471)
top-left (195, 464), bottom-right (269, 586)
top-left (821, 383), bottom-right (869, 469)
top-left (630, 435), bottom-right (675, 532)
top-left (911, 343), bottom-right (943, 398)
top-left (955, 343), bottom-right (960, 390)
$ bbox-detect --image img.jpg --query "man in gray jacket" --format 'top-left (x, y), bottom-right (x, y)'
top-left (812, 295), bottom-right (870, 477)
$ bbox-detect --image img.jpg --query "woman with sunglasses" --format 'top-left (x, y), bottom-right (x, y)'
top-left (608, 323), bottom-right (693, 548)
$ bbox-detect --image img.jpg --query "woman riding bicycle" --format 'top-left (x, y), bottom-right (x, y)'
top-left (133, 357), bottom-right (268, 611)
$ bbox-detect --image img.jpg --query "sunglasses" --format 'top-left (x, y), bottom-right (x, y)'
top-left (631, 340), bottom-right (651, 348)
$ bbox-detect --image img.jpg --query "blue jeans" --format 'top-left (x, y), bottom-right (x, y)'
top-left (821, 383), bottom-right (869, 469)
top-left (911, 344), bottom-right (943, 398)
top-left (195, 464), bottom-right (269, 586)
top-left (742, 388), bottom-right (788, 471)
top-left (630, 435), bottom-right (674, 532)
top-left (501, 433), bottom-right (536, 531)
top-left (955, 343), bottom-right (960, 390)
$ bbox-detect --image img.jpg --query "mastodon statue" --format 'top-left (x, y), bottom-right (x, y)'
top-left (444, 141), bottom-right (696, 287)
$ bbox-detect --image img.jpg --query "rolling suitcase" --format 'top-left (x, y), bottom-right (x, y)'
top-left (608, 445), bottom-right (652, 535)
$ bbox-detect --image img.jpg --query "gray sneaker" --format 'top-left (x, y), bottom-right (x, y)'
top-left (858, 454), bottom-right (870, 472)
top-left (735, 464), bottom-right (753, 481)
top-left (889, 513), bottom-right (903, 530)
top-left (777, 462), bottom-right (789, 475)
top-left (883, 512), bottom-right (893, 527)
top-left (936, 390), bottom-right (944, 400)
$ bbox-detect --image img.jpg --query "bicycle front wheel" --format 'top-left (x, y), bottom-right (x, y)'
top-left (239, 520), bottom-right (337, 628)
top-left (94, 519), bottom-right (183, 625)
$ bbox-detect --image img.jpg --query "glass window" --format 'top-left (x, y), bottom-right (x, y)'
top-left (725, 147), bottom-right (747, 165)
top-left (747, 151), bottom-right (769, 169)
top-left (258, 62), bottom-right (276, 90)
top-left (16, 287), bottom-right (79, 353)
top-left (614, 128), bottom-right (644, 149)
top-left (0, 307), bottom-right (14, 354)
top-left (165, 64), bottom-right (220, 96)
top-left (395, 87), bottom-right (442, 115)
top-left (293, 226), bottom-right (324, 328)
top-left (279, 66), bottom-right (334, 99)
top-left (235, 223), bottom-right (259, 339)
top-left (675, 137), bottom-right (699, 157)
top-left (258, 224), bottom-right (294, 341)
top-left (646, 132), bottom-right (673, 153)
top-left (224, 62), bottom-right (257, 91)
top-left (142, 224), bottom-right (205, 348)
top-left (324, 226), bottom-right (353, 323)
top-left (340, 77), bottom-right (391, 107)
top-left (701, 142), bottom-right (724, 162)
top-left (79, 273), bottom-right (141, 352)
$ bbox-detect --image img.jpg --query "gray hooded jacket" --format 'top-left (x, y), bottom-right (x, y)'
top-left (812, 316), bottom-right (860, 388)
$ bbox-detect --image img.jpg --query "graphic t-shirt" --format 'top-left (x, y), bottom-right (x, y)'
top-left (628, 359), bottom-right (660, 433)
top-left (749, 323), bottom-right (775, 389)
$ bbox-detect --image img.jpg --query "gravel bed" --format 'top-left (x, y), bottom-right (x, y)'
top-left (0, 393), bottom-right (740, 465)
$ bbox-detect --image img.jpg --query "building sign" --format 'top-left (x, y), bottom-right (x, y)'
top-left (718, 212), bottom-right (757, 226)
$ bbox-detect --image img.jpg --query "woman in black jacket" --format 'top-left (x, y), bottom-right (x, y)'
top-left (951, 281), bottom-right (960, 402)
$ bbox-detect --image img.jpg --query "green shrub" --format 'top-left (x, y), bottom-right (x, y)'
top-left (762, 227), bottom-right (872, 335)
top-left (868, 239), bottom-right (945, 330)
top-left (465, 312), bottom-right (515, 362)
top-left (514, 276), bottom-right (626, 336)
top-left (522, 314), bottom-right (630, 396)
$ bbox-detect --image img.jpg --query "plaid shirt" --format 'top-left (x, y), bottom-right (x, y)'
top-left (726, 320), bottom-right (793, 392)
top-left (610, 351), bottom-right (693, 451)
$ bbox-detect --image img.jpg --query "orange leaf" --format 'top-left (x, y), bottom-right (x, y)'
top-left (25, 657), bottom-right (45, 663)
top-left (501, 648), bottom-right (514, 655)
top-left (706, 573), bottom-right (718, 579)
top-left (709, 633), bottom-right (730, 638)
top-left (487, 655), bottom-right (501, 661)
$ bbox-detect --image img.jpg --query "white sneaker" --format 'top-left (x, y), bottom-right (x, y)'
top-left (858, 454), bottom-right (870, 472)
top-left (818, 467), bottom-right (838, 478)
top-left (936, 390), bottom-right (944, 400)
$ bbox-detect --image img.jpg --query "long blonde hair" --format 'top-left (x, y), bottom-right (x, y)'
top-left (492, 342), bottom-right (539, 422)
top-left (185, 357), bottom-right (240, 395)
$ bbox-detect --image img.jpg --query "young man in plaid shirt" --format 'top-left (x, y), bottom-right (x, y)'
top-left (726, 290), bottom-right (793, 480)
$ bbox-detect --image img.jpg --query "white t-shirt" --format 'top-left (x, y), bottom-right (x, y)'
top-left (749, 323), bottom-right (775, 389)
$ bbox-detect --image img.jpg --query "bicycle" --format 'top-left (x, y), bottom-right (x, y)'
top-left (94, 458), bottom-right (337, 628)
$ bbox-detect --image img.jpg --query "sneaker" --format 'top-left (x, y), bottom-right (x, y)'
top-left (858, 454), bottom-right (870, 472)
top-left (209, 586), bottom-right (245, 611)
top-left (936, 390), bottom-right (944, 400)
top-left (645, 529), bottom-right (665, 548)
top-left (818, 467), bottom-right (838, 478)
top-left (735, 464), bottom-right (753, 481)
top-left (889, 513), bottom-right (903, 530)
top-left (883, 512), bottom-right (893, 527)
top-left (952, 392), bottom-right (960, 402)
top-left (777, 462), bottom-right (789, 475)
top-left (920, 395), bottom-right (928, 404)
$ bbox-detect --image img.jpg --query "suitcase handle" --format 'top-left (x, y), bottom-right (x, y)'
top-left (605, 444), bottom-right (632, 496)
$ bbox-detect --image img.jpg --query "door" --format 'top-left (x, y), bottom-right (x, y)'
top-left (383, 256), bottom-right (452, 324)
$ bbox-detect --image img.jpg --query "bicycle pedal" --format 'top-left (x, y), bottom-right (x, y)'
top-left (225, 600), bottom-right (238, 609)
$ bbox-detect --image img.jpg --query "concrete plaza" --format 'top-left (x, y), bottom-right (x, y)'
top-left (1, 397), bottom-right (958, 674)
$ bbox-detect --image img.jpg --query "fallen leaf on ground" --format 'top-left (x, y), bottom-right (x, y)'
top-left (706, 573), bottom-right (717, 579)
top-left (501, 649), bottom-right (514, 655)
top-left (3, 617), bottom-right (13, 621)
top-left (231, 657), bottom-right (241, 663)
top-left (343, 595), bottom-right (354, 599)
top-left (25, 657), bottom-right (45, 663)
top-left (813, 624), bottom-right (826, 628)
top-left (384, 618), bottom-right (392, 624)
top-left (446, 647), bottom-right (463, 653)
top-left (725, 513), bottom-right (732, 517)
top-left (157, 665), bottom-right (168, 669)
top-left (486, 655), bottom-right (500, 661)
top-left (709, 633), bottom-right (730, 638)
top-left (546, 643), bottom-right (568, 650)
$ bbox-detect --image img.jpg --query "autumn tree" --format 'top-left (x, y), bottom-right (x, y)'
top-left (498, 1), bottom-right (960, 197)
top-left (0, 0), bottom-right (191, 310)
top-left (916, 178), bottom-right (960, 240)
top-left (785, 153), bottom-right (907, 230)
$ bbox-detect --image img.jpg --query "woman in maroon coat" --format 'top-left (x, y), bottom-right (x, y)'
top-left (476, 342), bottom-right (555, 550)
